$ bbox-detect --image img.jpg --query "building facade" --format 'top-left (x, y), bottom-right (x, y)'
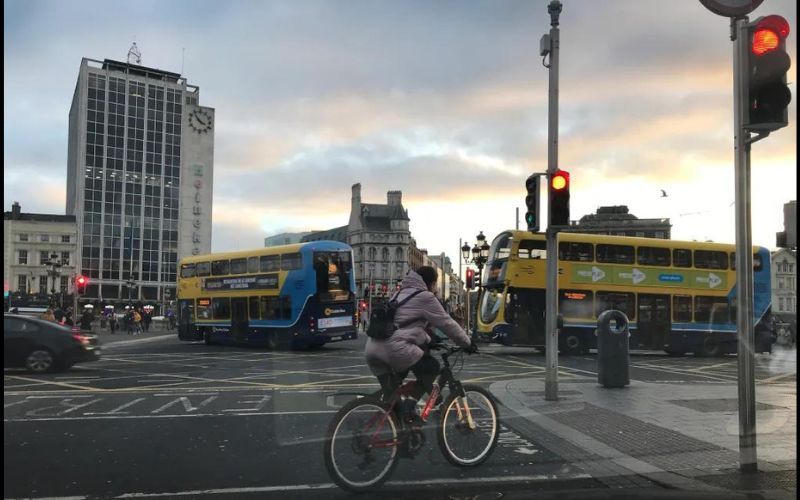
top-left (264, 232), bottom-right (312, 247)
top-left (771, 249), bottom-right (797, 335)
top-left (4, 202), bottom-right (78, 298)
top-left (567, 205), bottom-right (672, 239)
top-left (67, 58), bottom-right (214, 303)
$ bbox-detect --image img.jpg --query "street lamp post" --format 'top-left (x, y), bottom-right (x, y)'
top-left (43, 252), bottom-right (63, 309)
top-left (461, 231), bottom-right (491, 339)
top-left (125, 277), bottom-right (137, 306)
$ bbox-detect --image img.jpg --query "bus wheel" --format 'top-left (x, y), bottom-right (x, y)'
top-left (266, 333), bottom-right (284, 351)
top-left (203, 329), bottom-right (215, 346)
top-left (698, 336), bottom-right (721, 357)
top-left (560, 334), bottom-right (583, 356)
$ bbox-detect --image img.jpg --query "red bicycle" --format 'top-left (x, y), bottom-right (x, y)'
top-left (323, 343), bottom-right (499, 492)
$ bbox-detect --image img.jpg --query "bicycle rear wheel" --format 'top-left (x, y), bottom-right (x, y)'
top-left (323, 397), bottom-right (400, 492)
top-left (437, 384), bottom-right (499, 467)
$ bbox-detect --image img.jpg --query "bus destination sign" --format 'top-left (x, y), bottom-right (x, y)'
top-left (204, 273), bottom-right (279, 291)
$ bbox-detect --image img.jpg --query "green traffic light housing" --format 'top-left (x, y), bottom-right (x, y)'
top-left (524, 174), bottom-right (542, 232)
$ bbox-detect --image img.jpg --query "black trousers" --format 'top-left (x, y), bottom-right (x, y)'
top-left (377, 354), bottom-right (441, 400)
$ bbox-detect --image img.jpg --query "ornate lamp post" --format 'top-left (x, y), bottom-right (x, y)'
top-left (461, 231), bottom-right (491, 338)
top-left (43, 252), bottom-right (64, 309)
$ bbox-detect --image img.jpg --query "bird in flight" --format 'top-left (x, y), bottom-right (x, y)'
top-left (660, 189), bottom-right (668, 198)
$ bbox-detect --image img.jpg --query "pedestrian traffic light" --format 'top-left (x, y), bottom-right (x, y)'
top-left (465, 268), bottom-right (475, 289)
top-left (549, 169), bottom-right (570, 227)
top-left (524, 174), bottom-right (541, 232)
top-left (745, 15), bottom-right (791, 131)
top-left (473, 268), bottom-right (482, 287)
top-left (75, 275), bottom-right (88, 295)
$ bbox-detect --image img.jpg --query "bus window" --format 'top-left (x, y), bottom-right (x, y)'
top-left (180, 263), bottom-right (196, 278)
top-left (248, 296), bottom-right (259, 320)
top-left (673, 249), bottom-right (692, 268)
top-left (230, 258), bottom-right (247, 275)
top-left (260, 255), bottom-right (280, 272)
top-left (260, 296), bottom-right (279, 320)
top-left (596, 244), bottom-right (635, 264)
top-left (637, 247), bottom-right (670, 266)
top-left (558, 242), bottom-right (593, 262)
top-left (197, 262), bottom-right (211, 277)
top-left (479, 289), bottom-right (503, 324)
top-left (314, 252), bottom-right (351, 301)
top-left (197, 298), bottom-right (212, 320)
top-left (247, 257), bottom-right (259, 273)
top-left (281, 296), bottom-right (292, 319)
top-left (694, 250), bottom-right (728, 270)
top-left (211, 260), bottom-right (230, 276)
top-left (212, 297), bottom-right (231, 319)
top-left (595, 291), bottom-right (636, 320)
top-left (730, 252), bottom-right (763, 271)
top-left (673, 295), bottom-right (693, 322)
top-left (281, 253), bottom-right (302, 270)
top-left (518, 239), bottom-right (546, 259)
top-left (488, 232), bottom-right (513, 262)
top-left (695, 296), bottom-right (728, 323)
top-left (559, 290), bottom-right (594, 319)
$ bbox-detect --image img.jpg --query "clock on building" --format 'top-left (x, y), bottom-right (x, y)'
top-left (188, 108), bottom-right (213, 134)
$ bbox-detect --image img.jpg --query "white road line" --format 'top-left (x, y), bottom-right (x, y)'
top-left (5, 473), bottom-right (593, 499)
top-left (3, 410), bottom-right (340, 422)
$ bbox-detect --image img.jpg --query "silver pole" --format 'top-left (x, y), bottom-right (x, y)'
top-left (516, 207), bottom-right (520, 230)
top-left (544, 0), bottom-right (562, 401)
top-left (733, 16), bottom-right (757, 473)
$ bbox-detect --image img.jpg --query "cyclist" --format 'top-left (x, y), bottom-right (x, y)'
top-left (365, 266), bottom-right (477, 419)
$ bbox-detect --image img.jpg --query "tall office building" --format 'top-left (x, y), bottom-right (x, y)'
top-left (67, 57), bottom-right (214, 303)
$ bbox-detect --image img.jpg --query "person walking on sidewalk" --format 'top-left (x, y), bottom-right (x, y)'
top-left (109, 311), bottom-right (118, 334)
top-left (80, 307), bottom-right (94, 332)
top-left (133, 308), bottom-right (143, 335)
top-left (142, 309), bottom-right (152, 332)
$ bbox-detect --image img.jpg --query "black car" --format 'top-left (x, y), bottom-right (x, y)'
top-left (4, 314), bottom-right (101, 373)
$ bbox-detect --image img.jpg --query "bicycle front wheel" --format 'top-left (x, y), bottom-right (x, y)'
top-left (437, 384), bottom-right (499, 467)
top-left (323, 397), bottom-right (400, 492)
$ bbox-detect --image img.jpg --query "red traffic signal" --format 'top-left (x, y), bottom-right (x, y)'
top-left (465, 268), bottom-right (475, 289)
top-left (752, 15), bottom-right (790, 55)
top-left (746, 15), bottom-right (792, 131)
top-left (550, 170), bottom-right (569, 191)
top-left (75, 275), bottom-right (88, 295)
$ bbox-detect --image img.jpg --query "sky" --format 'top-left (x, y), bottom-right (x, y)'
top-left (4, 0), bottom-right (797, 262)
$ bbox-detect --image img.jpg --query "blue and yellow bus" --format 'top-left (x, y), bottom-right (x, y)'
top-left (476, 231), bottom-right (775, 356)
top-left (176, 241), bottom-right (358, 349)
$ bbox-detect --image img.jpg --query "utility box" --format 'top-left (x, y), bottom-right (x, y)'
top-left (596, 310), bottom-right (630, 388)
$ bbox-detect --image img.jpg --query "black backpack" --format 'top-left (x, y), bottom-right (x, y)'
top-left (366, 289), bottom-right (425, 340)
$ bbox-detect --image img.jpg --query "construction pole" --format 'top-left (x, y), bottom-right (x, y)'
top-left (544, 0), bottom-right (562, 401)
top-left (732, 16), bottom-right (757, 473)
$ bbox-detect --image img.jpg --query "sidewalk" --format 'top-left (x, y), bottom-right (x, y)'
top-left (490, 371), bottom-right (796, 497)
top-left (87, 321), bottom-right (176, 347)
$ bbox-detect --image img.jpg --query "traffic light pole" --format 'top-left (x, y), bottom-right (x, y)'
top-left (544, 0), bottom-right (561, 401)
top-left (732, 16), bottom-right (757, 473)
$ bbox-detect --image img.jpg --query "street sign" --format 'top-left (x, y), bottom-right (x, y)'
top-left (699, 0), bottom-right (763, 17)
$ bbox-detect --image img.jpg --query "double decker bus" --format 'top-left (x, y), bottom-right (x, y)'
top-left (176, 241), bottom-right (358, 349)
top-left (476, 230), bottom-right (774, 357)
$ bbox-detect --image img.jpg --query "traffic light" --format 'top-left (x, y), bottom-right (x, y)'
top-left (524, 174), bottom-right (541, 232)
top-left (474, 267), bottom-right (482, 287)
top-left (75, 275), bottom-right (88, 295)
top-left (745, 15), bottom-right (791, 131)
top-left (549, 169), bottom-right (570, 227)
top-left (465, 268), bottom-right (475, 289)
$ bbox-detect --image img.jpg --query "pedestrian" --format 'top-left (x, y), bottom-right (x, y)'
top-left (125, 308), bottom-right (134, 335)
top-left (80, 307), bottom-right (94, 332)
top-left (54, 307), bottom-right (65, 323)
top-left (64, 308), bottom-right (75, 326)
top-left (143, 309), bottom-right (152, 332)
top-left (166, 308), bottom-right (176, 330)
top-left (41, 308), bottom-right (56, 322)
top-left (109, 311), bottom-right (118, 334)
top-left (133, 308), bottom-right (142, 335)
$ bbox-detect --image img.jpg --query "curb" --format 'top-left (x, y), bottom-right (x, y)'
top-left (101, 333), bottom-right (175, 349)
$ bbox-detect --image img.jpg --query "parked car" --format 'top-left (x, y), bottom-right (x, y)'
top-left (4, 314), bottom-right (101, 373)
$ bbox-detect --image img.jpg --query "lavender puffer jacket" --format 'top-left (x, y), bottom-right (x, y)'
top-left (365, 270), bottom-right (472, 375)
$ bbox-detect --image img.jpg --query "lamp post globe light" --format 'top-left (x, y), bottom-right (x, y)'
top-left (461, 231), bottom-right (491, 339)
top-left (43, 252), bottom-right (64, 309)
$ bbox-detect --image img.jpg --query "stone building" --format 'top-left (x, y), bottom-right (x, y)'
top-left (771, 248), bottom-right (797, 336)
top-left (4, 202), bottom-right (78, 299)
top-left (567, 205), bottom-right (672, 239)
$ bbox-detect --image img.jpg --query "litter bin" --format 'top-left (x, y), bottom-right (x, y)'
top-left (596, 309), bottom-right (630, 388)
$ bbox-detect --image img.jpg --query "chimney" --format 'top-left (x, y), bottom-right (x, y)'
top-left (11, 201), bottom-right (21, 220)
top-left (387, 190), bottom-right (402, 206)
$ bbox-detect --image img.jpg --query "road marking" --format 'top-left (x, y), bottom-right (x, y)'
top-left (3, 410), bottom-right (340, 422)
top-left (759, 371), bottom-right (796, 384)
top-left (686, 361), bottom-right (733, 372)
top-left (4, 472), bottom-right (593, 499)
top-left (4, 375), bottom-right (101, 392)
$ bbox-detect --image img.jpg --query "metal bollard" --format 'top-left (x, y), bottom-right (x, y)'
top-left (596, 310), bottom-right (630, 388)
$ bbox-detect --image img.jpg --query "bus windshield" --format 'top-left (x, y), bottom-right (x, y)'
top-left (485, 232), bottom-right (512, 286)
top-left (313, 251), bottom-right (352, 302)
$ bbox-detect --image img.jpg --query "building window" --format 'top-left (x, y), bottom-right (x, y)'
top-left (62, 235), bottom-right (71, 243)
top-left (778, 297), bottom-right (785, 311)
top-left (18, 250), bottom-right (28, 265)
top-left (41, 234), bottom-right (50, 242)
top-left (39, 276), bottom-right (48, 294)
top-left (60, 275), bottom-right (69, 293)
top-left (790, 263), bottom-right (795, 273)
top-left (40, 251), bottom-right (51, 265)
top-left (778, 278), bottom-right (785, 289)
top-left (19, 233), bottom-right (28, 242)
top-left (61, 251), bottom-right (70, 265)
top-left (18, 275), bottom-right (27, 294)
top-left (655, 231), bottom-right (664, 238)
top-left (635, 232), bottom-right (645, 237)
